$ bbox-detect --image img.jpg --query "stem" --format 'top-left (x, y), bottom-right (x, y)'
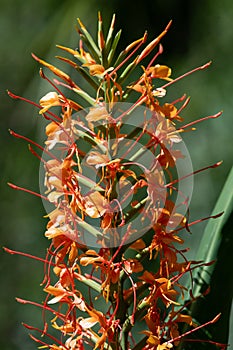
top-left (132, 336), bottom-right (147, 350)
top-left (122, 299), bottom-right (148, 335)
top-left (74, 273), bottom-right (102, 294)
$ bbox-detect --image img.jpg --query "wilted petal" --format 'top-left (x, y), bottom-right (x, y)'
top-left (87, 64), bottom-right (105, 76)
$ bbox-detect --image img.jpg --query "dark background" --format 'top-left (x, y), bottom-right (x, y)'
top-left (0, 0), bottom-right (232, 349)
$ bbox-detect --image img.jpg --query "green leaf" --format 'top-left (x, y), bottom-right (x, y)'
top-left (178, 166), bottom-right (233, 348)
top-left (192, 165), bottom-right (233, 298)
top-left (76, 273), bottom-right (101, 294)
top-left (105, 14), bottom-right (116, 54)
top-left (122, 299), bottom-right (148, 335)
top-left (73, 87), bottom-right (96, 106)
top-left (77, 173), bottom-right (104, 192)
top-left (78, 33), bottom-right (100, 63)
top-left (132, 337), bottom-right (147, 350)
top-left (77, 218), bottom-right (102, 240)
top-left (107, 29), bottom-right (122, 65)
top-left (75, 65), bottom-right (100, 91)
top-left (77, 18), bottom-right (101, 62)
top-left (117, 59), bottom-right (138, 85)
top-left (97, 12), bottom-right (109, 69)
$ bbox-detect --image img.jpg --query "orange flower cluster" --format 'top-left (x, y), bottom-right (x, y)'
top-left (7, 13), bottom-right (226, 350)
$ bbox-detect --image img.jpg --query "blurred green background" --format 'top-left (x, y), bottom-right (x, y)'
top-left (0, 0), bottom-right (232, 349)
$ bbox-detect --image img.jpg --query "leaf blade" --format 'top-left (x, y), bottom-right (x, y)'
top-left (193, 165), bottom-right (233, 297)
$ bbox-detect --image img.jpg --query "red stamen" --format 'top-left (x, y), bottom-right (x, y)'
top-left (180, 111), bottom-right (222, 130)
top-left (109, 32), bottom-right (147, 77)
top-left (171, 260), bottom-right (214, 285)
top-left (115, 95), bottom-right (148, 121)
top-left (7, 90), bottom-right (41, 108)
top-left (16, 297), bottom-right (66, 321)
top-left (175, 96), bottom-right (191, 116)
top-left (166, 161), bottom-right (223, 187)
top-left (7, 90), bottom-right (62, 122)
top-left (39, 68), bottom-right (70, 106)
top-left (173, 212), bottom-right (224, 233)
top-left (28, 334), bottom-right (49, 347)
top-left (170, 93), bottom-right (187, 105)
top-left (23, 322), bottom-right (69, 349)
top-left (168, 313), bottom-right (221, 345)
top-left (110, 224), bottom-right (132, 264)
top-left (28, 144), bottom-right (42, 161)
top-left (42, 241), bottom-right (54, 287)
top-left (121, 125), bottom-right (147, 160)
top-left (9, 129), bottom-right (60, 161)
top-left (181, 338), bottom-right (228, 349)
top-left (147, 43), bottom-right (164, 69)
top-left (7, 182), bottom-right (49, 202)
top-left (53, 78), bottom-right (73, 91)
top-left (3, 247), bottom-right (55, 265)
top-left (161, 61), bottom-right (212, 89)
top-left (84, 273), bottom-right (102, 284)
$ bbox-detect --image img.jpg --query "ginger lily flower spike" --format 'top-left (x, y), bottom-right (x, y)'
top-left (6, 12), bottom-right (227, 350)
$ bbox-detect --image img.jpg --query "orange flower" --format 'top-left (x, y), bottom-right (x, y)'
top-left (44, 284), bottom-right (86, 311)
top-left (39, 92), bottom-right (62, 114)
top-left (83, 191), bottom-right (107, 218)
top-left (149, 64), bottom-right (172, 81)
top-left (123, 258), bottom-right (143, 273)
top-left (85, 106), bottom-right (111, 123)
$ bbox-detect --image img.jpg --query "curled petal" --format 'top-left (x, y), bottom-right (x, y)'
top-left (87, 64), bottom-right (105, 76)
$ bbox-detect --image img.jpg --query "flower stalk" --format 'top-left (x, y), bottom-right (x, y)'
top-left (6, 13), bottom-right (227, 350)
